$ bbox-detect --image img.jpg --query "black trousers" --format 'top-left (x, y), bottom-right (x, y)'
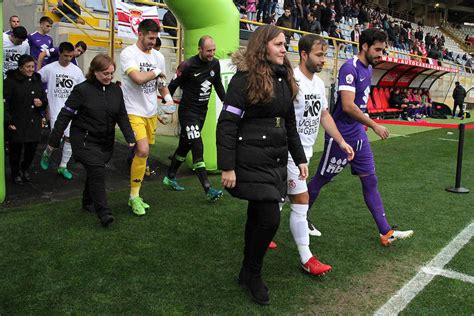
top-left (243, 200), bottom-right (281, 276)
top-left (81, 162), bottom-right (110, 218)
top-left (8, 141), bottom-right (38, 177)
top-left (452, 102), bottom-right (464, 117)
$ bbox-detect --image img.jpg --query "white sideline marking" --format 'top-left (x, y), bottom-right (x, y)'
top-left (421, 267), bottom-right (474, 284)
top-left (390, 133), bottom-right (410, 137)
top-left (438, 138), bottom-right (458, 142)
top-left (374, 222), bottom-right (474, 316)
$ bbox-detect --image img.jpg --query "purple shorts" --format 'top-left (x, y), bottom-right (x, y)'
top-left (316, 132), bottom-right (375, 179)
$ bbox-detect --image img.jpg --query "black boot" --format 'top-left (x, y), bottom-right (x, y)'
top-left (100, 213), bottom-right (114, 227)
top-left (248, 275), bottom-right (270, 305)
top-left (21, 169), bottom-right (31, 182)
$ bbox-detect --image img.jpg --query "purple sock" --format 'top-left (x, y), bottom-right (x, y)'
top-left (427, 106), bottom-right (433, 116)
top-left (307, 173), bottom-right (332, 210)
top-left (359, 174), bottom-right (391, 235)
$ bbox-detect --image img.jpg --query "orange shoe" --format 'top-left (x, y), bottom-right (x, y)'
top-left (301, 256), bottom-right (332, 276)
top-left (380, 229), bottom-right (414, 246)
top-left (268, 241), bottom-right (278, 249)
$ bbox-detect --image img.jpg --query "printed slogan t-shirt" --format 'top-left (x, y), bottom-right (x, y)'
top-left (292, 66), bottom-right (328, 158)
top-left (38, 61), bottom-right (85, 119)
top-left (120, 44), bottom-right (166, 118)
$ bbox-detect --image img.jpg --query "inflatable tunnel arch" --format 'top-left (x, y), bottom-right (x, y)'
top-left (164, 0), bottom-right (240, 172)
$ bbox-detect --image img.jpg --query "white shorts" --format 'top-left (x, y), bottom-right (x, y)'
top-left (287, 156), bottom-right (309, 195)
top-left (49, 116), bottom-right (71, 138)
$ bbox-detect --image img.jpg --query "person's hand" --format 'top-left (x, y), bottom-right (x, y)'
top-left (221, 170), bottom-right (236, 189)
top-left (128, 143), bottom-right (135, 147)
top-left (8, 125), bottom-right (16, 130)
top-left (339, 141), bottom-right (355, 161)
top-left (33, 98), bottom-right (42, 107)
top-left (298, 163), bottom-right (308, 180)
top-left (372, 123), bottom-right (389, 140)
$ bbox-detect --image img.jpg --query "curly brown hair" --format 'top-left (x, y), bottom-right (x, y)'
top-left (244, 25), bottom-right (298, 105)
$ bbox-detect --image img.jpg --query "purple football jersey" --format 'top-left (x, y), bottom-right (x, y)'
top-left (28, 31), bottom-right (53, 64)
top-left (331, 57), bottom-right (372, 139)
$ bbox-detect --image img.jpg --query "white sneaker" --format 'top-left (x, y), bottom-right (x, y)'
top-left (380, 229), bottom-right (414, 246)
top-left (308, 220), bottom-right (322, 237)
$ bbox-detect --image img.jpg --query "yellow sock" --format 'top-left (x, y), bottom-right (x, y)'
top-left (130, 156), bottom-right (147, 198)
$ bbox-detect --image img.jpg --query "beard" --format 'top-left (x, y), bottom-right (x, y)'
top-left (305, 58), bottom-right (322, 74)
top-left (365, 52), bottom-right (380, 66)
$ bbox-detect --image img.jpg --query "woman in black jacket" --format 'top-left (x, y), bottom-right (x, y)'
top-left (4, 54), bottom-right (48, 185)
top-left (217, 25), bottom-right (308, 305)
top-left (46, 54), bottom-right (135, 227)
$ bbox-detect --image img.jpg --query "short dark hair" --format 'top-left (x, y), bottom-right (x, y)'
top-left (198, 35), bottom-right (213, 48)
top-left (18, 54), bottom-right (35, 68)
top-left (12, 26), bottom-right (28, 40)
top-left (359, 28), bottom-right (387, 49)
top-left (9, 15), bottom-right (19, 22)
top-left (39, 16), bottom-right (54, 24)
top-left (138, 19), bottom-right (160, 34)
top-left (298, 34), bottom-right (327, 58)
top-left (58, 41), bottom-right (75, 53)
top-left (75, 40), bottom-right (87, 51)
top-left (455, 81), bottom-right (460, 85)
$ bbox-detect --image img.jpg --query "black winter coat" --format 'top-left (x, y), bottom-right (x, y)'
top-left (48, 78), bottom-right (135, 166)
top-left (4, 69), bottom-right (48, 143)
top-left (452, 85), bottom-right (466, 104)
top-left (217, 66), bottom-right (306, 202)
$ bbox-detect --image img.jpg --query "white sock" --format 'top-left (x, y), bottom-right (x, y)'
top-left (60, 141), bottom-right (72, 168)
top-left (290, 203), bottom-right (313, 264)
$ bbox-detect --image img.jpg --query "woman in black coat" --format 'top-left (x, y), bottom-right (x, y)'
top-left (46, 54), bottom-right (135, 227)
top-left (216, 25), bottom-right (308, 305)
top-left (4, 54), bottom-right (48, 184)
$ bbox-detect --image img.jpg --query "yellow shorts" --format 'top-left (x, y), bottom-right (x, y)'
top-left (128, 114), bottom-right (158, 144)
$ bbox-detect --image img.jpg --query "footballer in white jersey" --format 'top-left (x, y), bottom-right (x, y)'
top-left (284, 34), bottom-right (354, 277)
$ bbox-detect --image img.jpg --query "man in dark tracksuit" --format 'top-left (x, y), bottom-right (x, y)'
top-left (164, 36), bottom-right (226, 201)
top-left (452, 81), bottom-right (467, 118)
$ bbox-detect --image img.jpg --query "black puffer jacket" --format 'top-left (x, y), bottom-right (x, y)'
top-left (4, 69), bottom-right (48, 143)
top-left (49, 78), bottom-right (135, 165)
top-left (452, 84), bottom-right (466, 104)
top-left (217, 52), bottom-right (306, 202)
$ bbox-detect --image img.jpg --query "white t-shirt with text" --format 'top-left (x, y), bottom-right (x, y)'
top-left (120, 44), bottom-right (166, 117)
top-left (38, 61), bottom-right (85, 119)
top-left (292, 66), bottom-right (329, 159)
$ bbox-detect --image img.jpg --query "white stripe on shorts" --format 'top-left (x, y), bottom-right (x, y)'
top-left (320, 137), bottom-right (334, 176)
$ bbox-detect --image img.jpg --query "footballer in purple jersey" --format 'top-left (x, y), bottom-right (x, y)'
top-left (27, 17), bottom-right (54, 66)
top-left (307, 28), bottom-right (413, 246)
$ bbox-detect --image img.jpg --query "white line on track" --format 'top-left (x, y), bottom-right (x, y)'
top-left (438, 138), bottom-right (458, 142)
top-left (421, 267), bottom-right (474, 284)
top-left (374, 222), bottom-right (474, 316)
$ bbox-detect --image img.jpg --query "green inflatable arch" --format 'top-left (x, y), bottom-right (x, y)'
top-left (1, 0), bottom-right (5, 202)
top-left (164, 0), bottom-right (240, 172)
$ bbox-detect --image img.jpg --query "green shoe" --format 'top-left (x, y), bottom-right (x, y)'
top-left (40, 152), bottom-right (50, 170)
top-left (128, 197), bottom-right (146, 216)
top-left (57, 167), bottom-right (73, 180)
top-left (207, 187), bottom-right (223, 202)
top-left (163, 176), bottom-right (185, 191)
top-left (138, 197), bottom-right (150, 209)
